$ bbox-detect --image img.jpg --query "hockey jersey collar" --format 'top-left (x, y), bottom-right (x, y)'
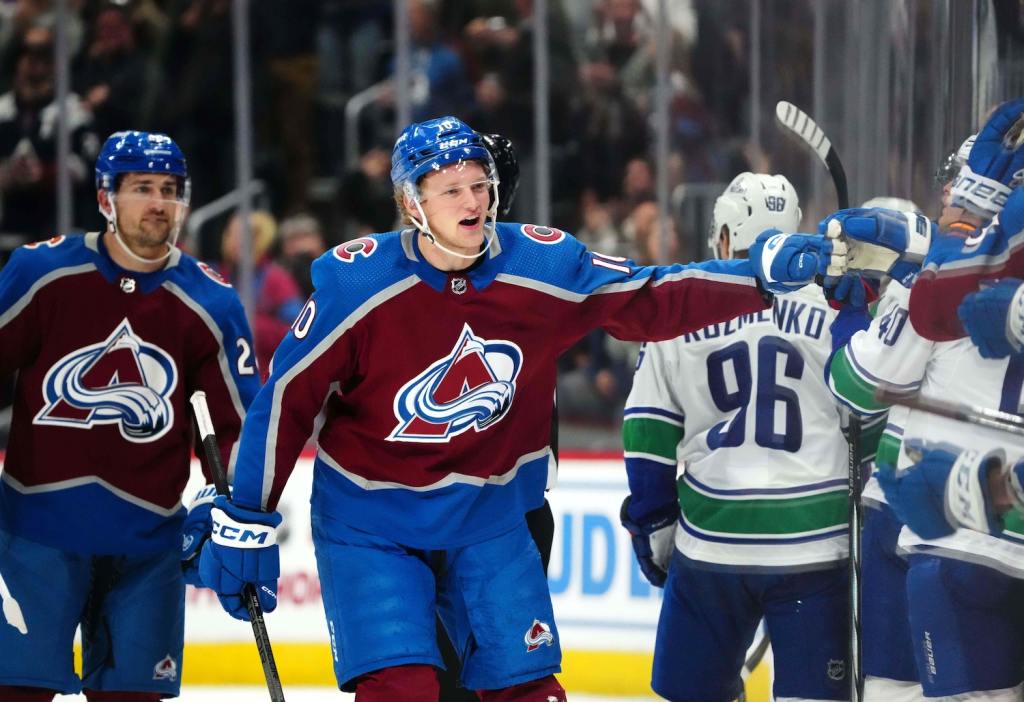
top-left (85, 231), bottom-right (182, 293)
top-left (400, 227), bottom-right (504, 292)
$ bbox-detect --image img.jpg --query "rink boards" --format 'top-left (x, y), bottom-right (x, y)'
top-left (177, 454), bottom-right (769, 698)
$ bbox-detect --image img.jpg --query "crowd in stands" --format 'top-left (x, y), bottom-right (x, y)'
top-left (0, 0), bottom-right (775, 431)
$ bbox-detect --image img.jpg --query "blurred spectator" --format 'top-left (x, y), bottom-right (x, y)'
top-left (0, 1), bottom-right (86, 90)
top-left (394, 0), bottom-right (473, 122)
top-left (158, 0), bottom-right (235, 208)
top-left (575, 190), bottom-right (626, 257)
top-left (253, 0), bottom-right (320, 214)
top-left (625, 200), bottom-right (682, 265)
top-left (0, 24), bottom-right (99, 239)
top-left (74, 4), bottom-right (150, 139)
top-left (279, 212), bottom-right (325, 299)
top-left (339, 144), bottom-right (395, 237)
top-left (218, 210), bottom-right (304, 378)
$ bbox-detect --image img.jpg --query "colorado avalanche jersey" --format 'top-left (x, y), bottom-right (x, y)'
top-left (0, 232), bottom-right (260, 554)
top-left (623, 285), bottom-right (849, 569)
top-left (230, 223), bottom-right (772, 549)
top-left (909, 209), bottom-right (1024, 340)
top-left (828, 278), bottom-right (931, 509)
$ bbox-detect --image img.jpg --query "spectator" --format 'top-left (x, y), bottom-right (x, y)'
top-left (218, 210), bottom-right (304, 378)
top-left (74, 4), bottom-right (150, 139)
top-left (278, 212), bottom-right (325, 299)
top-left (339, 144), bottom-right (395, 237)
top-left (0, 24), bottom-right (100, 240)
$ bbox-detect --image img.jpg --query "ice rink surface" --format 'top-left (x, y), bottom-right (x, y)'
top-left (55, 688), bottom-right (654, 701)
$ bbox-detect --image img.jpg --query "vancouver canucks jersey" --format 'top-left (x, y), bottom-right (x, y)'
top-left (895, 338), bottom-right (1024, 576)
top-left (230, 223), bottom-right (772, 550)
top-left (623, 285), bottom-right (848, 569)
top-left (828, 278), bottom-right (931, 508)
top-left (0, 232), bottom-right (259, 554)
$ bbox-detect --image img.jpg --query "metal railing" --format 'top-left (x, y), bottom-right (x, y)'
top-left (183, 181), bottom-right (269, 257)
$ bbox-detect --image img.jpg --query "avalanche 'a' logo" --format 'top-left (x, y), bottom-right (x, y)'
top-left (34, 319), bottom-right (177, 442)
top-left (389, 323), bottom-right (523, 442)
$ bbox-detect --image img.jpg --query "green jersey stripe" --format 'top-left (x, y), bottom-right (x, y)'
top-left (830, 348), bottom-right (887, 414)
top-left (678, 479), bottom-right (847, 535)
top-left (623, 416), bottom-right (683, 461)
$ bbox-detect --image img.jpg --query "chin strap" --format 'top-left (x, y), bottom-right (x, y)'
top-left (101, 192), bottom-right (183, 265)
top-left (407, 184), bottom-right (500, 261)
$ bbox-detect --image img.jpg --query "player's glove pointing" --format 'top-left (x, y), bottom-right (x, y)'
top-left (748, 229), bottom-right (837, 294)
top-left (199, 496), bottom-right (282, 621)
top-left (951, 97), bottom-right (1024, 218)
top-left (620, 495), bottom-right (678, 587)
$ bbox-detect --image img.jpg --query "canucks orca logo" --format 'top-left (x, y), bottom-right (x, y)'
top-left (389, 323), bottom-right (523, 442)
top-left (34, 319), bottom-right (177, 442)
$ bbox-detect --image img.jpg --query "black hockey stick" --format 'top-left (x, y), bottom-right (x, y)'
top-left (875, 386), bottom-right (1024, 438)
top-left (775, 100), bottom-right (863, 700)
top-left (190, 391), bottom-right (286, 702)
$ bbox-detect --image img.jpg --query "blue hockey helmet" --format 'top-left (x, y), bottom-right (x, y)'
top-left (95, 131), bottom-right (189, 199)
top-left (391, 116), bottom-right (495, 193)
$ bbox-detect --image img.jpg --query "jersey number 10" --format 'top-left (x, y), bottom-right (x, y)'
top-left (706, 337), bottom-right (804, 452)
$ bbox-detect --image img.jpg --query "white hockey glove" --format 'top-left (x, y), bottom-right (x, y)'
top-left (820, 208), bottom-right (931, 280)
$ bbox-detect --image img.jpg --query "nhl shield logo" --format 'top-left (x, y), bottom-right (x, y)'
top-left (524, 619), bottom-right (554, 652)
top-left (826, 658), bottom-right (846, 681)
top-left (389, 323), bottom-right (523, 442)
top-left (451, 277), bottom-right (468, 295)
top-left (153, 654), bottom-right (178, 681)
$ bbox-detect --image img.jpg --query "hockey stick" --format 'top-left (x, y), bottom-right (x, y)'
top-left (190, 391), bottom-right (286, 702)
top-left (775, 101), bottom-right (850, 210)
top-left (874, 386), bottom-right (1024, 438)
top-left (0, 570), bottom-right (27, 634)
top-left (775, 100), bottom-right (863, 701)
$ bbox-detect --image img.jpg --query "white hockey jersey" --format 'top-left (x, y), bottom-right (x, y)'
top-left (827, 279), bottom-right (931, 509)
top-left (624, 285), bottom-right (849, 569)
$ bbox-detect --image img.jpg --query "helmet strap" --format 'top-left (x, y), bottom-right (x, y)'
top-left (408, 185), bottom-right (500, 262)
top-left (102, 191), bottom-right (180, 266)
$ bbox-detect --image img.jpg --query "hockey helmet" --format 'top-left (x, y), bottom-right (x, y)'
top-left (709, 172), bottom-right (801, 258)
top-left (391, 116), bottom-right (496, 194)
top-left (860, 196), bottom-right (922, 214)
top-left (480, 132), bottom-right (519, 217)
top-left (95, 131), bottom-right (190, 203)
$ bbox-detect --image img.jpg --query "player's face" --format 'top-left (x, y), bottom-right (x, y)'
top-left (417, 161), bottom-right (491, 255)
top-left (113, 173), bottom-right (183, 250)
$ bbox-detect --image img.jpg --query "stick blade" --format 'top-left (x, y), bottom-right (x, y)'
top-left (775, 100), bottom-right (831, 162)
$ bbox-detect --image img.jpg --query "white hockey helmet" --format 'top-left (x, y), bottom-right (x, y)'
top-left (709, 172), bottom-right (801, 259)
top-left (860, 196), bottom-right (922, 214)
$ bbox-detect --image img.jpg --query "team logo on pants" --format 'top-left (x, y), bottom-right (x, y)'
top-left (153, 654), bottom-right (178, 681)
top-left (525, 619), bottom-right (554, 652)
top-left (389, 323), bottom-right (523, 442)
top-left (34, 318), bottom-right (177, 442)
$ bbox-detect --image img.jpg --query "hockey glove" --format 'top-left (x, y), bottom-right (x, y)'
top-left (748, 229), bottom-right (838, 294)
top-left (877, 444), bottom-right (1006, 539)
top-left (620, 495), bottom-right (679, 588)
top-left (198, 496), bottom-right (282, 621)
top-left (951, 97), bottom-right (1024, 218)
top-left (181, 483), bottom-right (218, 588)
top-left (957, 278), bottom-right (1024, 358)
top-left (820, 208), bottom-right (931, 280)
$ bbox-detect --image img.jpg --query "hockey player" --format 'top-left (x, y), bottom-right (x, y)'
top-left (0, 131), bottom-right (260, 701)
top-left (196, 115), bottom-right (836, 702)
top-left (828, 99), bottom-right (1024, 701)
top-left (825, 183), bottom-right (960, 702)
top-left (621, 172), bottom-right (852, 702)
